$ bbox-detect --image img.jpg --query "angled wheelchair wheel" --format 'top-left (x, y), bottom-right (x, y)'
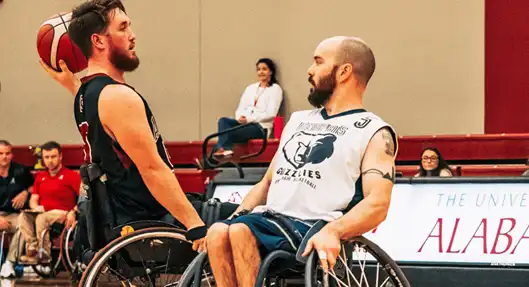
top-left (79, 227), bottom-right (197, 287)
top-left (60, 223), bottom-right (77, 273)
top-left (176, 252), bottom-right (216, 287)
top-left (305, 236), bottom-right (410, 287)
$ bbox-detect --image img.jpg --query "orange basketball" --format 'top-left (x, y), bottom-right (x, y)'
top-left (37, 12), bottom-right (87, 73)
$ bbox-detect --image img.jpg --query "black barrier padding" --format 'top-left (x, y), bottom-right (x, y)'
top-left (214, 167), bottom-right (267, 183)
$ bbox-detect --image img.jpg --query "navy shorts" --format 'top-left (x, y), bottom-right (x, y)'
top-left (222, 213), bottom-right (311, 257)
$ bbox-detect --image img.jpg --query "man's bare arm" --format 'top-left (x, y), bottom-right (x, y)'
top-left (231, 156), bottom-right (276, 215)
top-left (325, 127), bottom-right (396, 239)
top-left (99, 85), bottom-right (204, 230)
top-left (29, 194), bottom-right (40, 210)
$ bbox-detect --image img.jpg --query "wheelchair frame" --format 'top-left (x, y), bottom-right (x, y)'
top-left (177, 220), bottom-right (411, 287)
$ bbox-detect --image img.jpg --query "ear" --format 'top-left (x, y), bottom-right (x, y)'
top-left (338, 63), bottom-right (354, 83)
top-left (91, 33), bottom-right (106, 51)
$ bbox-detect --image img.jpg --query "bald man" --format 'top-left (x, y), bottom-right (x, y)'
top-left (206, 36), bottom-right (398, 287)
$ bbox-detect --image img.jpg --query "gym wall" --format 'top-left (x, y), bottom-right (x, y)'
top-left (0, 0), bottom-right (484, 144)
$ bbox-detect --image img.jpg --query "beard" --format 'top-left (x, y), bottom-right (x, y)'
top-left (109, 42), bottom-right (140, 72)
top-left (307, 65), bottom-right (339, 108)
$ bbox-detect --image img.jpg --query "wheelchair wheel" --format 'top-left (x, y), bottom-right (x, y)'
top-left (79, 227), bottom-right (197, 286)
top-left (31, 248), bottom-right (63, 278)
top-left (60, 223), bottom-right (77, 273)
top-left (305, 236), bottom-right (411, 287)
top-left (176, 252), bottom-right (215, 287)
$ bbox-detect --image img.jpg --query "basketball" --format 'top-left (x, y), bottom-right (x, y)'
top-left (37, 12), bottom-right (87, 73)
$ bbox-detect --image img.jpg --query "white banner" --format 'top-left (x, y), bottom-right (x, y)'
top-left (213, 182), bottom-right (529, 266)
top-left (364, 183), bottom-right (529, 266)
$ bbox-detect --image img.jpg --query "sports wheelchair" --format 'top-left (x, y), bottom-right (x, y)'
top-left (0, 217), bottom-right (77, 278)
top-left (77, 164), bottom-right (411, 287)
top-left (73, 162), bottom-right (237, 286)
top-left (178, 218), bottom-right (411, 287)
top-left (30, 221), bottom-right (77, 278)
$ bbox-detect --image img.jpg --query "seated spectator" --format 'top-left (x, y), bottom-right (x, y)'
top-left (0, 140), bottom-right (33, 278)
top-left (415, 147), bottom-right (453, 177)
top-left (214, 58), bottom-right (283, 158)
top-left (19, 141), bottom-right (80, 265)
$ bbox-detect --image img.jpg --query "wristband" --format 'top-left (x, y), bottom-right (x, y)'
top-left (185, 225), bottom-right (207, 241)
top-left (232, 209), bottom-right (250, 219)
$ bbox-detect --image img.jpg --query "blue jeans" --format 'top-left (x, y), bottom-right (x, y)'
top-left (215, 117), bottom-right (264, 151)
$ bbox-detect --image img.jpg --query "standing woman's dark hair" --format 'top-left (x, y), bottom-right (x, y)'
top-left (418, 147), bottom-right (452, 177)
top-left (256, 58), bottom-right (277, 86)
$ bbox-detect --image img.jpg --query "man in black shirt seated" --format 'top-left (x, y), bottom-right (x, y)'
top-left (0, 140), bottom-right (34, 278)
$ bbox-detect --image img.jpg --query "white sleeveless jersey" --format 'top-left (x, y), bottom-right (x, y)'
top-left (253, 108), bottom-right (397, 221)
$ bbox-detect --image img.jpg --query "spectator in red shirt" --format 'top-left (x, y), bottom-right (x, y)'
top-left (19, 141), bottom-right (80, 264)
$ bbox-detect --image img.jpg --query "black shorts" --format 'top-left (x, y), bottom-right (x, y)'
top-left (222, 213), bottom-right (311, 257)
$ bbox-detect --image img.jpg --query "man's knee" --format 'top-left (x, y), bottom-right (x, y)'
top-left (207, 223), bottom-right (230, 248)
top-left (20, 212), bottom-right (32, 221)
top-left (228, 223), bottom-right (254, 243)
top-left (18, 213), bottom-right (33, 229)
top-left (35, 215), bottom-right (48, 230)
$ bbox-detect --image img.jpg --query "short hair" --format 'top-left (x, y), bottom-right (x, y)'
top-left (68, 0), bottom-right (126, 58)
top-left (41, 141), bottom-right (62, 154)
top-left (335, 38), bottom-right (376, 86)
top-left (0, 140), bottom-right (11, 147)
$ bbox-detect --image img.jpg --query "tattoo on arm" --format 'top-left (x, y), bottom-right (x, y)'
top-left (362, 167), bottom-right (396, 183)
top-left (381, 129), bottom-right (395, 156)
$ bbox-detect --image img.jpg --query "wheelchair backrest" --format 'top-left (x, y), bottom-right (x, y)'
top-left (79, 163), bottom-right (118, 250)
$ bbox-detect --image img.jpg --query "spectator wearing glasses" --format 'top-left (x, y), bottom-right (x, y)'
top-left (415, 147), bottom-right (452, 177)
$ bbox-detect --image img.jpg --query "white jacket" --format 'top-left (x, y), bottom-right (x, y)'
top-left (235, 82), bottom-right (283, 131)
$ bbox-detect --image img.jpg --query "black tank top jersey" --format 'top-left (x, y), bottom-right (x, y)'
top-left (74, 73), bottom-right (172, 223)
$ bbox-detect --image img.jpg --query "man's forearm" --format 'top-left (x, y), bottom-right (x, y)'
top-left (326, 196), bottom-right (389, 240)
top-left (67, 79), bottom-right (81, 96)
top-left (233, 180), bottom-right (269, 214)
top-left (140, 167), bottom-right (204, 230)
top-left (29, 199), bottom-right (39, 209)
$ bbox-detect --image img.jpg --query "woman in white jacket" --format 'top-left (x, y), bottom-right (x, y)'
top-left (214, 58), bottom-right (283, 158)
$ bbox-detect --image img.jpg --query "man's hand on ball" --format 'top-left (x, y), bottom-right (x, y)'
top-left (39, 59), bottom-right (81, 96)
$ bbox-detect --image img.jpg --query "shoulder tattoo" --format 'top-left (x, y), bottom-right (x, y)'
top-left (380, 128), bottom-right (395, 157)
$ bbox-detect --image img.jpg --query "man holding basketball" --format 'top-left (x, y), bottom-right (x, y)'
top-left (39, 0), bottom-right (207, 248)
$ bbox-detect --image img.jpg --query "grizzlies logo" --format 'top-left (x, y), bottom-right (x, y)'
top-left (282, 131), bottom-right (337, 169)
